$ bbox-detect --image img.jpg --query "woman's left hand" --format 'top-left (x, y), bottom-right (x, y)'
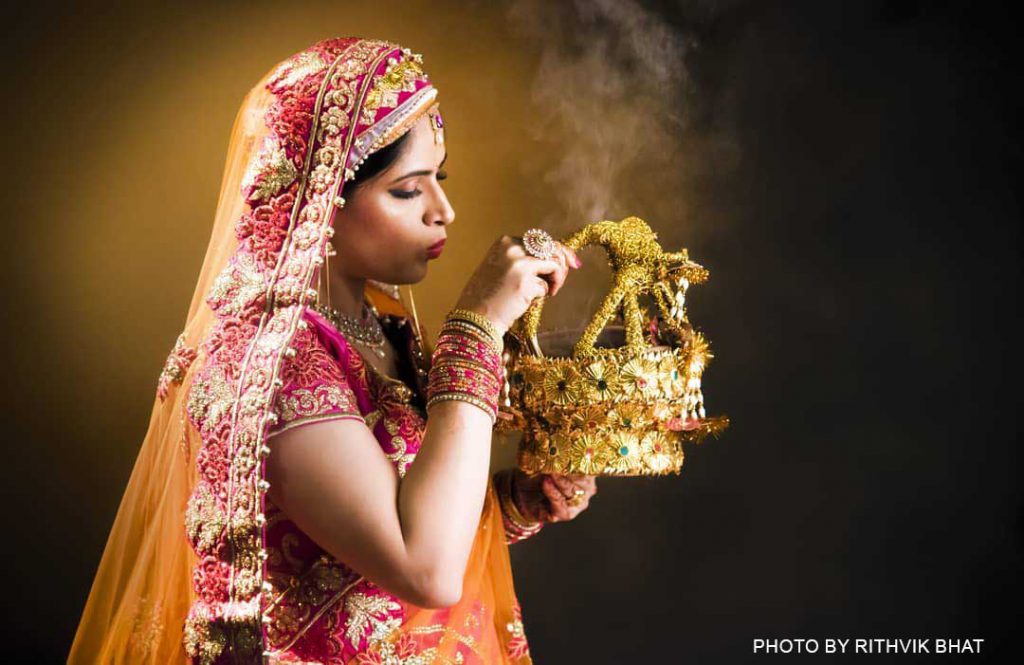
top-left (513, 469), bottom-right (598, 523)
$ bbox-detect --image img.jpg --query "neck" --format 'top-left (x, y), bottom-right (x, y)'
top-left (324, 268), bottom-right (366, 319)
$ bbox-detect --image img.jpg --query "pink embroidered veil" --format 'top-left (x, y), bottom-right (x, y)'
top-left (69, 38), bottom-right (527, 664)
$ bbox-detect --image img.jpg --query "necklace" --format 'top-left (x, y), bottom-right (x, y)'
top-left (312, 301), bottom-right (387, 359)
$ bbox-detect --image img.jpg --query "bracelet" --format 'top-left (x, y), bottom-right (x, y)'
top-left (434, 333), bottom-right (505, 378)
top-left (494, 469), bottom-right (543, 544)
top-left (426, 327), bottom-right (504, 423)
top-left (438, 320), bottom-right (504, 358)
top-left (446, 309), bottom-right (504, 352)
top-left (426, 392), bottom-right (497, 423)
top-left (429, 368), bottom-right (502, 402)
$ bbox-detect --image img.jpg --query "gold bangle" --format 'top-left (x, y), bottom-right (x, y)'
top-left (438, 325), bottom-right (503, 361)
top-left (437, 321), bottom-right (503, 356)
top-left (446, 309), bottom-right (504, 351)
top-left (426, 392), bottom-right (497, 423)
top-left (497, 469), bottom-right (542, 530)
top-left (440, 320), bottom-right (503, 356)
top-left (439, 319), bottom-right (498, 345)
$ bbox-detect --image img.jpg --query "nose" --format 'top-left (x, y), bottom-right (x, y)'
top-left (426, 186), bottom-right (455, 227)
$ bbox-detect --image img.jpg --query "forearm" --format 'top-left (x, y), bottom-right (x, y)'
top-left (396, 399), bottom-right (493, 598)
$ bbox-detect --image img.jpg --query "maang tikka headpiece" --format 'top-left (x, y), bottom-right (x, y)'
top-left (427, 103), bottom-right (445, 145)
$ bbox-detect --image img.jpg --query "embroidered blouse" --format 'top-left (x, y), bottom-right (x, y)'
top-left (260, 306), bottom-right (531, 663)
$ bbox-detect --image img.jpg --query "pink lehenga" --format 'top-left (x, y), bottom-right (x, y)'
top-left (69, 38), bottom-right (533, 664)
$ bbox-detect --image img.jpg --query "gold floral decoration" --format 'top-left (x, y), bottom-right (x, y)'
top-left (608, 402), bottom-right (650, 431)
top-left (641, 431), bottom-right (681, 474)
top-left (542, 364), bottom-right (581, 406)
top-left (568, 435), bottom-right (611, 475)
top-left (605, 432), bottom-right (643, 475)
top-left (580, 360), bottom-right (620, 402)
top-left (619, 358), bottom-right (659, 398)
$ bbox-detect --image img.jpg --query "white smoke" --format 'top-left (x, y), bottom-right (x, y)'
top-left (509, 0), bottom-right (698, 226)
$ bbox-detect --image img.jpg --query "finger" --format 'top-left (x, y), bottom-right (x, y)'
top-left (530, 275), bottom-right (550, 300)
top-left (549, 475), bottom-right (579, 500)
top-left (543, 477), bottom-right (570, 500)
top-left (544, 250), bottom-right (568, 297)
top-left (575, 475), bottom-right (597, 493)
top-left (556, 242), bottom-right (582, 270)
top-left (529, 252), bottom-right (568, 298)
top-left (548, 475), bottom-right (577, 499)
top-left (549, 259), bottom-right (571, 297)
top-left (543, 478), bottom-right (569, 514)
top-left (521, 256), bottom-right (562, 284)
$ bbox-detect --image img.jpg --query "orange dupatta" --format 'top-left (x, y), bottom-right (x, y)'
top-left (69, 38), bottom-right (533, 664)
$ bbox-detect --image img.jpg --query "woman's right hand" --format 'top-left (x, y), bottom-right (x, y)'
top-left (453, 235), bottom-right (582, 334)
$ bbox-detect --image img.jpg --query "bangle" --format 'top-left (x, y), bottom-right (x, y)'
top-left (427, 327), bottom-right (504, 423)
top-left (428, 353), bottom-right (503, 396)
top-left (438, 320), bottom-right (504, 357)
top-left (426, 392), bottom-right (497, 423)
top-left (495, 469), bottom-right (543, 544)
top-left (447, 309), bottom-right (504, 351)
top-left (434, 332), bottom-right (505, 378)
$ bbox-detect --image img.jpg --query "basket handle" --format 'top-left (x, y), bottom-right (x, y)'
top-left (512, 220), bottom-right (625, 357)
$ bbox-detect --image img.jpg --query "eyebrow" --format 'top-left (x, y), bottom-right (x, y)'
top-left (388, 153), bottom-right (447, 185)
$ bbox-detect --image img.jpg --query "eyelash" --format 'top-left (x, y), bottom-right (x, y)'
top-left (390, 170), bottom-right (447, 199)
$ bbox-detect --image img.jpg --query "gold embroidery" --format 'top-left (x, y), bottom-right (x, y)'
top-left (157, 332), bottom-right (197, 401)
top-left (361, 56), bottom-right (425, 125)
top-left (271, 412), bottom-right (364, 435)
top-left (365, 622), bottom-right (485, 664)
top-left (206, 253), bottom-right (266, 315)
top-left (184, 483), bottom-right (226, 554)
top-left (276, 384), bottom-right (359, 423)
top-left (364, 408), bottom-right (383, 429)
top-left (344, 592), bottom-right (403, 646)
top-left (269, 51), bottom-right (327, 89)
top-left (384, 428), bottom-right (416, 478)
top-left (126, 596), bottom-right (164, 659)
top-left (183, 611), bottom-right (227, 665)
top-left (241, 138), bottom-right (298, 201)
top-left (186, 366), bottom-right (234, 433)
top-left (265, 565), bottom-right (365, 654)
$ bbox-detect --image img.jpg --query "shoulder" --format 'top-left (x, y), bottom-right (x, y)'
top-left (269, 310), bottom-right (366, 436)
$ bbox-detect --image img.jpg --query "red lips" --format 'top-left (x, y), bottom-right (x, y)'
top-left (426, 239), bottom-right (446, 259)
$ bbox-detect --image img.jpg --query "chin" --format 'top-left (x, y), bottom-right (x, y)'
top-left (378, 263), bottom-right (428, 286)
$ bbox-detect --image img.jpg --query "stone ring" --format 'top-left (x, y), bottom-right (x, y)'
top-left (522, 228), bottom-right (557, 261)
top-left (566, 487), bottom-right (586, 507)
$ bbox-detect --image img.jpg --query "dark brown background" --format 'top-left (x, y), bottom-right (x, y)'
top-left (2, 0), bottom-right (1019, 662)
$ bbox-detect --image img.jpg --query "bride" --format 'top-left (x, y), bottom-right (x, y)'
top-left (69, 37), bottom-right (597, 664)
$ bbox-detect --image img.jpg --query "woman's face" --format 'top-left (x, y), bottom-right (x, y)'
top-left (330, 114), bottom-right (454, 285)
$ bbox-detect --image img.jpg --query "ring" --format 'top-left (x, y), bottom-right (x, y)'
top-left (566, 488), bottom-right (585, 507)
top-left (522, 228), bottom-right (557, 260)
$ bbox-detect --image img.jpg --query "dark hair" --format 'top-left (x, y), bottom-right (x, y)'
top-left (346, 130), bottom-right (412, 193)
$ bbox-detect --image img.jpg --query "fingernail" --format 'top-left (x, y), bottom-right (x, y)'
top-left (572, 255), bottom-right (583, 268)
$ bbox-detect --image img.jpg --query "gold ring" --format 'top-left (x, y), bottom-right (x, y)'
top-left (523, 228), bottom-right (556, 260)
top-left (566, 488), bottom-right (585, 507)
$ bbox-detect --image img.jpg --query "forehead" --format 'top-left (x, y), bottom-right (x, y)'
top-left (399, 114), bottom-right (445, 162)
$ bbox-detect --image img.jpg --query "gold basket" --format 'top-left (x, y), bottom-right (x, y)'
top-left (497, 217), bottom-right (728, 477)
